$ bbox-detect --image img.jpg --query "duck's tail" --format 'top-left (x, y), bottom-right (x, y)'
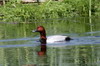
top-left (65, 37), bottom-right (73, 41)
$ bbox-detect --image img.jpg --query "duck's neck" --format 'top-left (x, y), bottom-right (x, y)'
top-left (40, 30), bottom-right (47, 44)
top-left (40, 30), bottom-right (46, 39)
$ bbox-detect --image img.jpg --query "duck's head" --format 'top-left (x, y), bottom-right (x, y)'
top-left (32, 26), bottom-right (47, 43)
top-left (32, 26), bottom-right (45, 33)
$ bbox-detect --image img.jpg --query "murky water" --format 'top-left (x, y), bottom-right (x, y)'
top-left (0, 18), bottom-right (100, 66)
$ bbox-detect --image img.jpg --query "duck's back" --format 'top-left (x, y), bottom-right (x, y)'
top-left (47, 35), bottom-right (67, 43)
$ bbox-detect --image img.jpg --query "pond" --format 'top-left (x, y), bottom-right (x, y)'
top-left (0, 17), bottom-right (100, 66)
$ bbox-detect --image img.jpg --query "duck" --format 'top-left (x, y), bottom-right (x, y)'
top-left (32, 26), bottom-right (72, 43)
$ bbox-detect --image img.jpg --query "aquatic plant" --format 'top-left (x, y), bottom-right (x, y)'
top-left (0, 0), bottom-right (99, 23)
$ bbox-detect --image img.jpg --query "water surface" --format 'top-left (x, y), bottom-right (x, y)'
top-left (0, 18), bottom-right (100, 66)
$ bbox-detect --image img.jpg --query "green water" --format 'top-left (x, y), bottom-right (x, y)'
top-left (0, 17), bottom-right (100, 66)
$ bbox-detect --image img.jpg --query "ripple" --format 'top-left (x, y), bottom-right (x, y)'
top-left (84, 31), bottom-right (100, 34)
top-left (0, 36), bottom-right (100, 48)
top-left (0, 44), bottom-right (39, 48)
top-left (0, 37), bottom-right (35, 42)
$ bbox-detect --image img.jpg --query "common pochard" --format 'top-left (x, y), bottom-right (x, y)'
top-left (32, 26), bottom-right (71, 43)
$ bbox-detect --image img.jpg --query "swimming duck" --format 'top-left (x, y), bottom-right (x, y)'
top-left (32, 26), bottom-right (71, 43)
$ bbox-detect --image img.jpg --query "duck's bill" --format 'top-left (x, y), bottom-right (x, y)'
top-left (32, 30), bottom-right (38, 32)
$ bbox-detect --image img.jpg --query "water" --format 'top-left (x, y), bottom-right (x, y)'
top-left (0, 17), bottom-right (100, 66)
